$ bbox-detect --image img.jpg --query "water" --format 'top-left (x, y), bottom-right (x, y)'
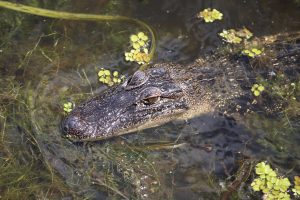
top-left (0, 0), bottom-right (300, 199)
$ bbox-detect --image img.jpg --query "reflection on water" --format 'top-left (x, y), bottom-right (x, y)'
top-left (0, 0), bottom-right (300, 199)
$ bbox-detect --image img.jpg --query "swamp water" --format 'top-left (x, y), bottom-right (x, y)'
top-left (0, 0), bottom-right (300, 199)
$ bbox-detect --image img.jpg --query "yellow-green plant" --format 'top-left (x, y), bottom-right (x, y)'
top-left (130, 32), bottom-right (149, 49)
top-left (63, 102), bottom-right (73, 113)
top-left (251, 162), bottom-right (297, 200)
top-left (242, 48), bottom-right (263, 58)
top-left (197, 8), bottom-right (223, 23)
top-left (98, 68), bottom-right (124, 86)
top-left (219, 27), bottom-right (253, 44)
top-left (293, 176), bottom-right (300, 196)
top-left (259, 74), bottom-right (299, 101)
top-left (125, 32), bottom-right (151, 65)
top-left (251, 84), bottom-right (265, 96)
top-left (0, 1), bottom-right (156, 69)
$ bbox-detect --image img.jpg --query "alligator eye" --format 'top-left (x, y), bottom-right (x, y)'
top-left (140, 87), bottom-right (162, 105)
top-left (124, 70), bottom-right (148, 90)
top-left (142, 96), bottom-right (160, 105)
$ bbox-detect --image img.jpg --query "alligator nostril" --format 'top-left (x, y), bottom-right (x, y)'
top-left (63, 116), bottom-right (82, 133)
top-left (63, 125), bottom-right (68, 132)
top-left (62, 115), bottom-right (88, 139)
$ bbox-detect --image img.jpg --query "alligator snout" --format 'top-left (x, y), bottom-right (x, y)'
top-left (62, 115), bottom-right (88, 140)
top-left (62, 115), bottom-right (77, 133)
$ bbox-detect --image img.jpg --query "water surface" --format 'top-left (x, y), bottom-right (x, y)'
top-left (0, 0), bottom-right (300, 199)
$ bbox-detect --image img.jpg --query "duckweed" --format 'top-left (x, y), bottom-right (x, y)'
top-left (235, 27), bottom-right (253, 39)
top-left (219, 27), bottom-right (253, 44)
top-left (63, 102), bottom-right (73, 113)
top-left (98, 68), bottom-right (124, 86)
top-left (251, 84), bottom-right (265, 96)
top-left (251, 162), bottom-right (291, 200)
top-left (131, 32), bottom-right (149, 49)
top-left (242, 48), bottom-right (263, 58)
top-left (292, 176), bottom-right (300, 196)
top-left (197, 8), bottom-right (223, 23)
top-left (219, 29), bottom-right (243, 44)
top-left (125, 49), bottom-right (151, 64)
top-left (124, 32), bottom-right (150, 65)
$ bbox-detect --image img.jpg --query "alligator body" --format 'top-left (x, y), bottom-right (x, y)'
top-left (62, 34), bottom-right (300, 141)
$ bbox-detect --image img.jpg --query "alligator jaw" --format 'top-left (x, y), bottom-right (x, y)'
top-left (65, 108), bottom-right (188, 142)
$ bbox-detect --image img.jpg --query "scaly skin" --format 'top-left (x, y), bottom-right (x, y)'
top-left (62, 34), bottom-right (300, 141)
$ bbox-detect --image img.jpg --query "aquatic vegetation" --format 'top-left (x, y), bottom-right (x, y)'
top-left (219, 27), bottom-right (253, 44)
top-left (91, 143), bottom-right (169, 199)
top-left (98, 68), bottom-right (124, 86)
top-left (0, 150), bottom-right (71, 199)
top-left (197, 8), bottom-right (223, 23)
top-left (251, 84), bottom-right (265, 96)
top-left (221, 158), bottom-right (255, 199)
top-left (125, 49), bottom-right (151, 64)
top-left (242, 48), bottom-right (263, 58)
top-left (259, 74), bottom-right (299, 102)
top-left (273, 81), bottom-right (298, 101)
top-left (0, 1), bottom-right (157, 67)
top-left (251, 162), bottom-right (292, 200)
top-left (125, 32), bottom-right (151, 65)
top-left (0, 82), bottom-right (72, 199)
top-left (219, 29), bottom-right (242, 44)
top-left (63, 102), bottom-right (73, 113)
top-left (292, 176), bottom-right (300, 196)
top-left (130, 32), bottom-right (149, 49)
top-left (236, 27), bottom-right (253, 39)
top-left (1, 1), bottom-right (300, 199)
top-left (251, 162), bottom-right (300, 200)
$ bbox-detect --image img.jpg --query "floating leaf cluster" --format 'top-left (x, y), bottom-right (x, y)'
top-left (124, 32), bottom-right (150, 65)
top-left (63, 102), bottom-right (73, 113)
top-left (197, 8), bottom-right (223, 23)
top-left (242, 48), bottom-right (263, 58)
top-left (219, 27), bottom-right (253, 44)
top-left (251, 84), bottom-right (265, 96)
top-left (251, 162), bottom-right (294, 200)
top-left (125, 49), bottom-right (150, 64)
top-left (98, 68), bottom-right (124, 86)
top-left (292, 176), bottom-right (300, 196)
top-left (274, 77), bottom-right (298, 101)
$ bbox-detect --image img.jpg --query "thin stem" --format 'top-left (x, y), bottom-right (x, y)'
top-left (0, 1), bottom-right (156, 66)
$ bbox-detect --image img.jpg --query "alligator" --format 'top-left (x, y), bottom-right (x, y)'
top-left (62, 33), bottom-right (300, 141)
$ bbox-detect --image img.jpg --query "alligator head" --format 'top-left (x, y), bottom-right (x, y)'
top-left (62, 65), bottom-right (189, 141)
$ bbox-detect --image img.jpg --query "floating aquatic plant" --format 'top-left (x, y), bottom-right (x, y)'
top-left (63, 102), bottom-right (73, 113)
top-left (292, 176), bottom-right (300, 196)
top-left (242, 48), bottom-right (263, 58)
top-left (125, 49), bottom-right (151, 64)
top-left (130, 32), bottom-right (149, 49)
top-left (125, 32), bottom-right (151, 65)
top-left (197, 8), bottom-right (223, 23)
top-left (219, 27), bottom-right (253, 44)
top-left (262, 74), bottom-right (299, 101)
top-left (235, 27), bottom-right (253, 39)
top-left (219, 30), bottom-right (242, 44)
top-left (0, 1), bottom-right (157, 69)
top-left (250, 162), bottom-right (299, 200)
top-left (251, 84), bottom-right (265, 96)
top-left (98, 68), bottom-right (124, 86)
